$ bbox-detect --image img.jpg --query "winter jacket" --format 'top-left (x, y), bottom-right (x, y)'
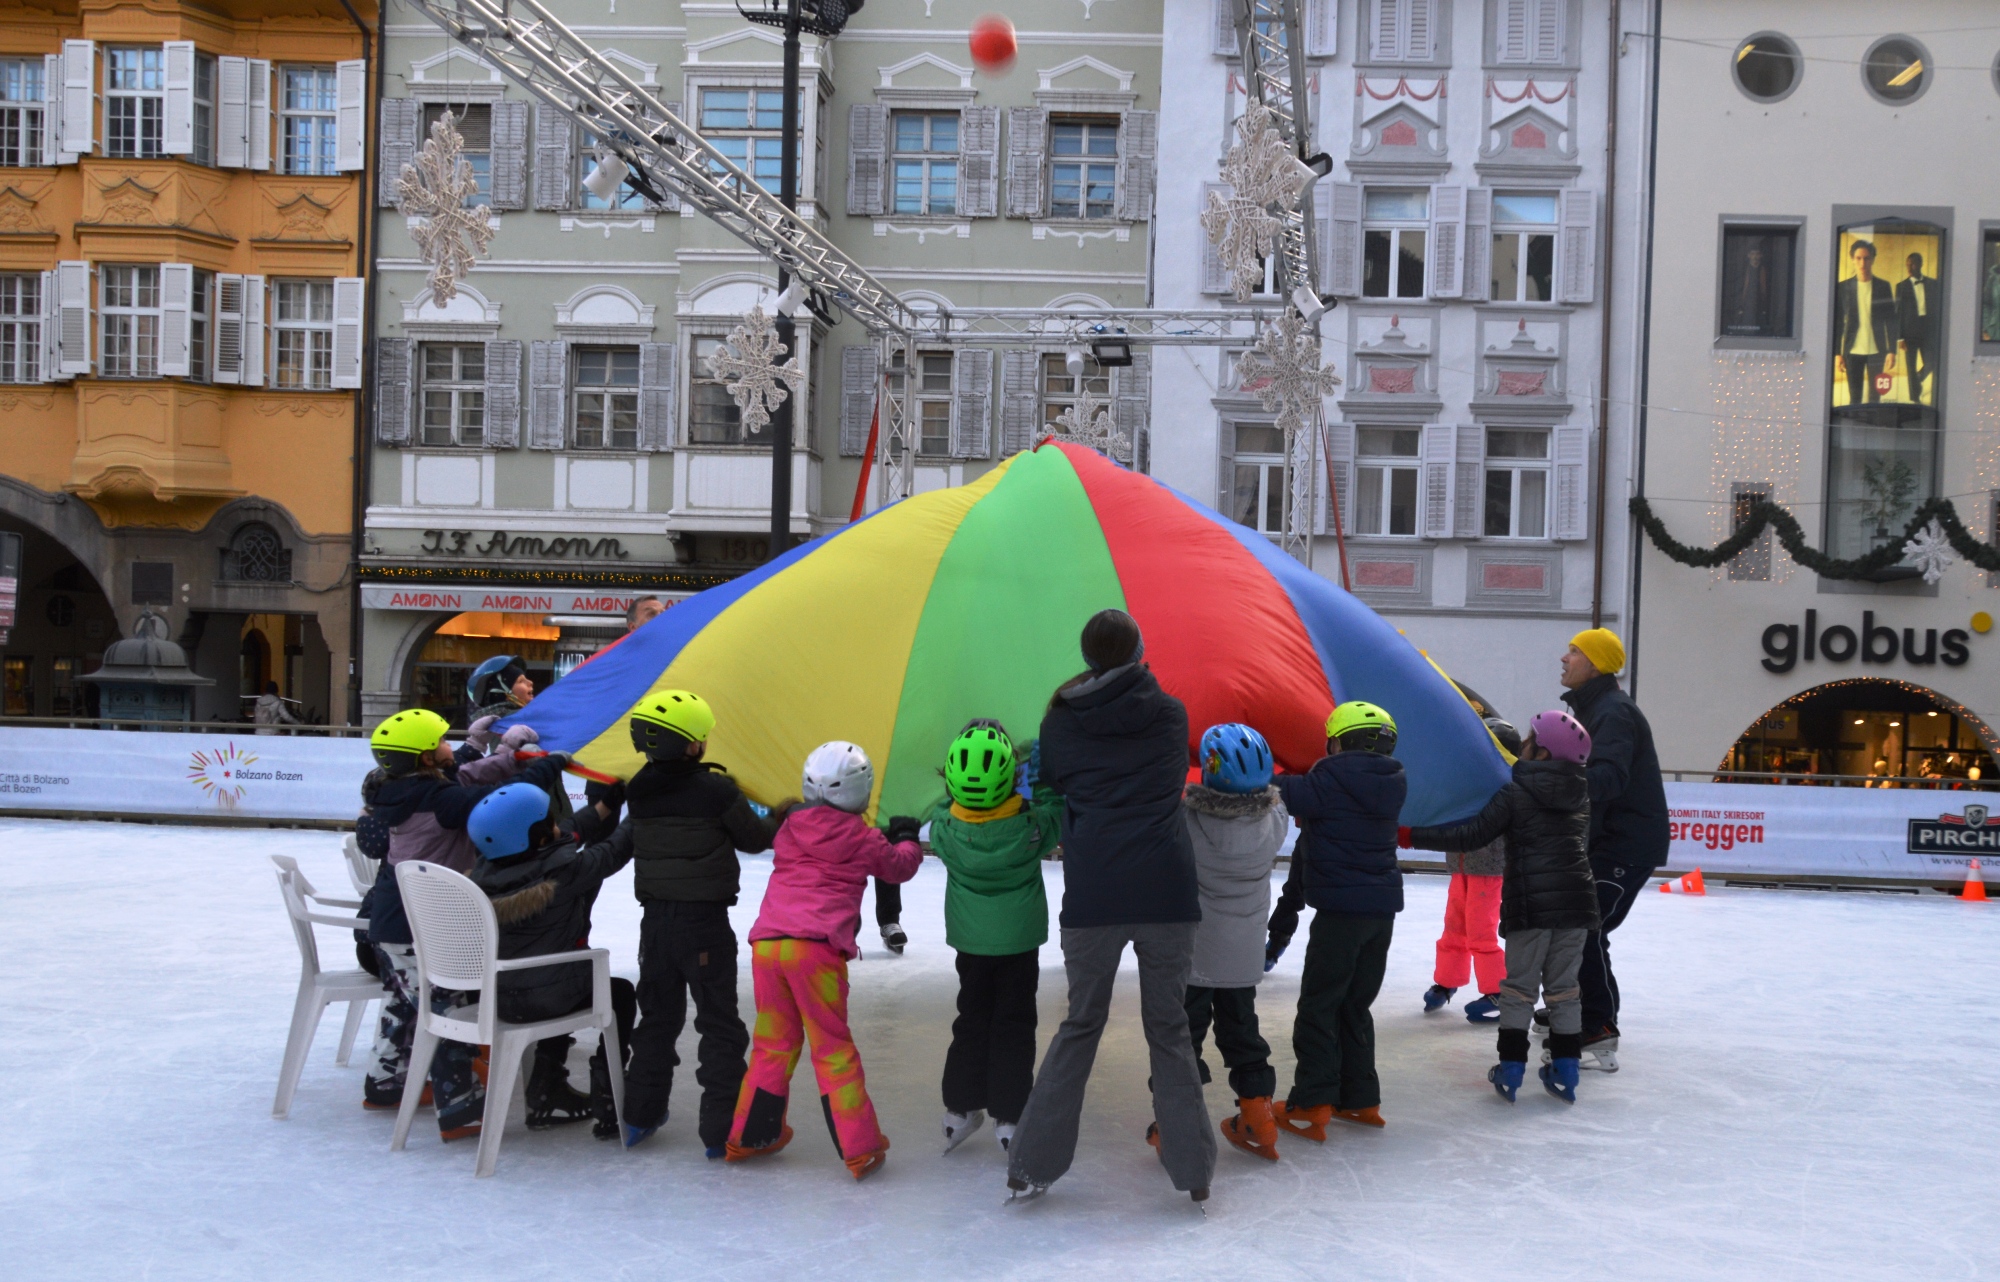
top-left (1183, 784), bottom-right (1290, 988)
top-left (1037, 663), bottom-right (1200, 929)
top-left (749, 805), bottom-right (925, 960)
top-left (1408, 759), bottom-right (1600, 937)
top-left (925, 787), bottom-right (1062, 957)
top-left (469, 821), bottom-right (636, 1021)
top-left (253, 693), bottom-right (298, 734)
top-left (625, 758), bottom-right (782, 905)
top-left (1561, 674), bottom-right (1671, 873)
top-left (1445, 839), bottom-right (1506, 878)
top-left (1274, 751), bottom-right (1407, 919)
top-left (371, 750), bottom-right (558, 873)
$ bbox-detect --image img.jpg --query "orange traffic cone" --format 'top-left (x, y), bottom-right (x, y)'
top-left (1962, 859), bottom-right (1989, 902)
top-left (1680, 869), bottom-right (1706, 896)
top-left (1658, 879), bottom-right (1673, 893)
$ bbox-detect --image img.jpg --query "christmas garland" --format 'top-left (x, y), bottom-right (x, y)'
top-left (1628, 495), bottom-right (2000, 579)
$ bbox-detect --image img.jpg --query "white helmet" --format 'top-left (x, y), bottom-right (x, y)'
top-left (802, 741), bottom-right (874, 813)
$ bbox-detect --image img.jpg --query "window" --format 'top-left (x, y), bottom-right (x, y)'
top-left (1041, 351), bottom-right (1110, 428)
top-left (1354, 426), bottom-right (1420, 536)
top-left (106, 47), bottom-right (166, 159)
top-left (1495, 0), bottom-right (1566, 65)
top-left (888, 350), bottom-right (954, 457)
top-left (572, 347), bottom-right (639, 450)
top-left (1490, 191), bottom-right (1557, 303)
top-left (1733, 33), bottom-right (1801, 102)
top-left (191, 53), bottom-right (216, 167)
top-left (1482, 428), bottom-right (1550, 538)
top-left (281, 65), bottom-right (338, 176)
top-left (49, 658), bottom-right (80, 716)
top-left (0, 274), bottom-right (39, 384)
top-left (0, 60), bottom-right (45, 167)
top-left (1861, 37), bottom-right (1929, 105)
top-left (423, 104), bottom-right (491, 205)
top-left (578, 128), bottom-right (644, 210)
top-left (419, 343), bottom-right (485, 446)
top-left (690, 336), bottom-right (759, 445)
top-left (1367, 0), bottom-right (1439, 63)
top-left (221, 522), bottom-right (292, 582)
top-left (1719, 225), bottom-right (1798, 339)
top-left (1049, 118), bottom-right (1117, 220)
top-left (1363, 190), bottom-right (1428, 299)
top-left (1230, 423), bottom-right (1288, 536)
top-left (3, 656), bottom-right (29, 716)
top-left (271, 280), bottom-right (332, 391)
top-left (187, 269), bottom-right (211, 382)
top-left (891, 113), bottom-right (958, 216)
top-left (700, 89), bottom-right (785, 191)
top-left (1981, 229), bottom-right (2000, 346)
top-left (101, 266), bottom-right (161, 378)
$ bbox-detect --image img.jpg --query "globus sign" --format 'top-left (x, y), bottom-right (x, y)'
top-left (1759, 609), bottom-right (1978, 673)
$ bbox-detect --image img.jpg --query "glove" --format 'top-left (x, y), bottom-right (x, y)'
top-left (535, 750), bottom-right (572, 770)
top-left (466, 715), bottom-right (500, 751)
top-left (500, 724), bottom-right (541, 750)
top-left (883, 815), bottom-right (922, 846)
top-left (1397, 825), bottom-right (1413, 850)
top-left (1264, 933), bottom-right (1291, 973)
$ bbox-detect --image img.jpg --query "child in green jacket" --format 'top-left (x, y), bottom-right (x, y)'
top-left (926, 721), bottom-right (1062, 1156)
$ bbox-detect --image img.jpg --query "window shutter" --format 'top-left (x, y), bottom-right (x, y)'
top-left (1307, 0), bottom-right (1338, 57)
top-left (1453, 424), bottom-right (1484, 537)
top-left (1551, 425), bottom-right (1589, 540)
top-left (1421, 423), bottom-right (1455, 539)
top-left (1534, 0), bottom-right (1566, 62)
top-left (331, 277), bottom-right (365, 389)
top-left (1407, 0), bottom-right (1436, 61)
top-left (489, 100), bottom-right (528, 210)
top-left (246, 60), bottom-right (271, 170)
top-left (1463, 187), bottom-right (1493, 302)
top-left (1557, 188), bottom-right (1598, 304)
top-left (213, 273), bottom-right (245, 383)
top-left (163, 42), bottom-right (196, 156)
top-left (60, 41), bottom-right (93, 157)
top-left (956, 105), bottom-right (1000, 218)
top-left (951, 348), bottom-right (994, 459)
top-left (1428, 184), bottom-right (1466, 299)
top-left (335, 60), bottom-right (366, 171)
top-left (38, 270), bottom-right (56, 380)
top-left (378, 98), bottom-right (418, 206)
top-left (1499, 0), bottom-right (1531, 61)
top-left (1005, 107), bottom-right (1047, 219)
top-left (55, 261), bottom-right (90, 378)
top-left (1214, 0), bottom-right (1241, 56)
top-left (1115, 109), bottom-right (1158, 223)
top-left (1317, 422), bottom-right (1354, 535)
top-left (846, 103), bottom-right (887, 216)
top-left (998, 349), bottom-right (1040, 455)
top-left (158, 263), bottom-right (193, 377)
top-left (1201, 184), bottom-right (1231, 295)
top-left (639, 342), bottom-right (677, 452)
top-left (533, 104), bottom-right (574, 210)
top-left (839, 345), bottom-right (878, 458)
top-left (373, 337), bottom-right (412, 445)
top-left (1320, 180), bottom-right (1363, 297)
top-left (240, 275), bottom-right (265, 385)
top-left (1371, 0), bottom-right (1401, 60)
top-left (1114, 350), bottom-right (1152, 471)
top-left (217, 56), bottom-right (247, 169)
top-left (41, 55), bottom-right (65, 165)
top-left (483, 339), bottom-right (522, 447)
top-left (528, 339), bottom-right (568, 449)
top-left (1216, 417), bottom-right (1235, 511)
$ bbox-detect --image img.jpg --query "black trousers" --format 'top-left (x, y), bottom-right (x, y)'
top-left (1287, 914), bottom-right (1394, 1111)
top-left (1578, 857), bottom-right (1657, 1034)
top-left (1184, 985), bottom-right (1276, 1100)
top-left (1905, 335), bottom-right (1934, 399)
top-left (941, 949), bottom-right (1039, 1124)
top-left (1844, 351), bottom-right (1886, 404)
top-left (872, 878), bottom-right (902, 927)
top-left (623, 901), bottom-right (749, 1147)
top-left (500, 977), bottom-right (637, 1091)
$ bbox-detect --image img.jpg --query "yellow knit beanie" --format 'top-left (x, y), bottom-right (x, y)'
top-left (1570, 627), bottom-right (1626, 677)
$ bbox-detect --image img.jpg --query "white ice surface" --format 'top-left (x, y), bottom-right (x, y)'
top-left (2, 817), bottom-right (1995, 1281)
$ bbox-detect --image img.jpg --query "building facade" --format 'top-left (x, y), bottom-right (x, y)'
top-left (0, 0), bottom-right (371, 724)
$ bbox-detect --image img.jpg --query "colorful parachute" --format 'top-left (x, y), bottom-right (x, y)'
top-left (508, 442), bottom-right (1508, 824)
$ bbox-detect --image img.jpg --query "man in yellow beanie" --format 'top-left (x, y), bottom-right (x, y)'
top-left (1556, 628), bottom-right (1668, 1072)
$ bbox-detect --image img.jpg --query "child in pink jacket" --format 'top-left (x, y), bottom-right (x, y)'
top-left (726, 741), bottom-right (924, 1180)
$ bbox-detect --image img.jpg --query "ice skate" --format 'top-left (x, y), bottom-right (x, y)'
top-left (1423, 984), bottom-right (1457, 1013)
top-left (1333, 1105), bottom-right (1385, 1128)
top-left (994, 1121), bottom-right (1016, 1152)
top-left (1463, 994), bottom-right (1501, 1023)
top-left (1489, 1061), bottom-right (1524, 1102)
top-left (1273, 1100), bottom-right (1331, 1142)
top-left (845, 1137), bottom-right (889, 1181)
top-left (524, 1075), bottom-right (594, 1131)
top-left (1005, 1175), bottom-right (1048, 1203)
top-left (622, 1124), bottom-right (658, 1149)
top-left (1220, 1096), bottom-right (1280, 1162)
top-left (1145, 1120), bottom-right (1160, 1149)
top-left (1579, 1024), bottom-right (1620, 1072)
top-left (942, 1109), bottom-right (986, 1153)
top-left (724, 1122), bottom-right (795, 1162)
top-left (880, 922), bottom-right (907, 954)
top-left (1540, 1058), bottom-right (1580, 1103)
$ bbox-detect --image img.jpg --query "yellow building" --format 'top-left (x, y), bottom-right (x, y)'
top-left (0, 0), bottom-right (374, 725)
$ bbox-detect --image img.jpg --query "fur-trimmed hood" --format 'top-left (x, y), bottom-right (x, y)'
top-left (1183, 783), bottom-right (1280, 818)
top-left (490, 877), bottom-right (558, 924)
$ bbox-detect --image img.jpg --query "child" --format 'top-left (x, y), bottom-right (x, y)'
top-left (1404, 710), bottom-right (1599, 1103)
top-left (620, 690), bottom-right (791, 1156)
top-left (466, 781), bottom-right (639, 1136)
top-left (926, 721), bottom-right (1062, 1155)
top-left (1266, 701), bottom-right (1406, 1140)
top-left (726, 741), bottom-right (923, 1180)
top-left (1420, 717), bottom-right (1522, 1023)
top-left (1183, 723), bottom-right (1291, 1162)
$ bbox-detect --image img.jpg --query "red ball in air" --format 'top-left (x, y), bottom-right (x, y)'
top-left (969, 15), bottom-right (1018, 74)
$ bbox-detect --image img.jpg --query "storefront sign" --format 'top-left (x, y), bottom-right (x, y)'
top-left (1760, 609), bottom-right (1970, 672)
top-left (361, 585), bottom-right (689, 614)
top-left (419, 530), bottom-right (631, 560)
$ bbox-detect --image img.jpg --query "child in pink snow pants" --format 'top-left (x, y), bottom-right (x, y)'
top-left (726, 741), bottom-right (924, 1180)
top-left (1421, 719), bottom-right (1518, 1022)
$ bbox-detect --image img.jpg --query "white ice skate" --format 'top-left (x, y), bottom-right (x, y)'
top-left (1545, 1035), bottom-right (1620, 1073)
top-left (994, 1121), bottom-right (1016, 1152)
top-left (1005, 1176), bottom-right (1048, 1204)
top-left (943, 1109), bottom-right (986, 1153)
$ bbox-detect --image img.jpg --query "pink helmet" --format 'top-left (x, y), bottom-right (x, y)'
top-left (1528, 709), bottom-right (1592, 764)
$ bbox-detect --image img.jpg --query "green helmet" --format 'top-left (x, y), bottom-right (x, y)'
top-left (1326, 700), bottom-right (1398, 755)
top-left (944, 722), bottom-right (1017, 810)
top-left (371, 708), bottom-right (451, 773)
top-left (629, 690), bottom-right (716, 760)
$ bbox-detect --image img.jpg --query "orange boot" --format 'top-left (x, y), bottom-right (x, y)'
top-left (1333, 1105), bottom-right (1385, 1128)
top-left (844, 1136), bottom-right (890, 1181)
top-left (1220, 1097), bottom-right (1280, 1161)
top-left (1273, 1100), bottom-right (1332, 1142)
top-left (725, 1123), bottom-right (795, 1163)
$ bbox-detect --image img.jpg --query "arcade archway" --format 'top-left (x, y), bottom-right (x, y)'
top-left (1722, 678), bottom-right (1998, 785)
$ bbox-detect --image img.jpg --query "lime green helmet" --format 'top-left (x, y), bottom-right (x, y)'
top-left (1326, 700), bottom-right (1398, 755)
top-left (944, 721), bottom-right (1017, 810)
top-left (630, 690), bottom-right (716, 760)
top-left (371, 708), bottom-right (451, 773)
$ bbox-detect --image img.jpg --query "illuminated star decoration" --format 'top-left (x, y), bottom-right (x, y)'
top-left (397, 111), bottom-right (495, 305)
top-left (1202, 101), bottom-right (1311, 302)
top-left (1047, 389), bottom-right (1129, 463)
top-left (1903, 517), bottom-right (1956, 584)
top-left (705, 307), bottom-right (804, 437)
top-left (1235, 308), bottom-right (1341, 437)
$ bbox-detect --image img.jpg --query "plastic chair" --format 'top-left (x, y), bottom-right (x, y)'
top-left (390, 860), bottom-right (625, 1177)
top-left (343, 833), bottom-right (381, 899)
top-left (270, 854), bottom-right (381, 1119)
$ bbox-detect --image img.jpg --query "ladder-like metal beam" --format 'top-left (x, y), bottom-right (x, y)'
top-left (902, 308), bottom-right (1281, 345)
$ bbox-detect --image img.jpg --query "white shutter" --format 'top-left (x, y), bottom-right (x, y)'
top-left (55, 261), bottom-right (90, 377)
top-left (483, 340), bottom-right (522, 447)
top-left (639, 342), bottom-right (676, 452)
top-left (1428, 184), bottom-right (1466, 299)
top-left (1551, 424), bottom-right (1589, 540)
top-left (1214, 0), bottom-right (1241, 56)
top-left (39, 270), bottom-right (58, 380)
top-left (40, 55), bottom-right (64, 165)
top-left (1115, 110), bottom-right (1158, 223)
top-left (956, 106), bottom-right (1000, 218)
top-left (213, 272), bottom-right (244, 383)
top-left (998, 349), bottom-right (1040, 455)
top-left (60, 41), bottom-right (93, 157)
top-left (158, 263), bottom-right (193, 377)
top-left (335, 60), bottom-right (366, 171)
top-left (489, 100), bottom-right (528, 210)
top-left (378, 99), bottom-right (418, 206)
top-left (951, 348), bottom-right (994, 459)
top-left (246, 60), bottom-right (271, 170)
top-left (1407, 0), bottom-right (1436, 61)
top-left (1534, 0), bottom-right (1566, 63)
top-left (1557, 189), bottom-right (1598, 304)
top-left (1114, 351), bottom-right (1152, 471)
top-left (839, 345), bottom-right (878, 457)
top-left (1463, 187), bottom-right (1493, 302)
top-left (846, 103), bottom-right (887, 216)
top-left (527, 339), bottom-right (568, 449)
top-left (1306, 0), bottom-right (1338, 57)
top-left (374, 338), bottom-right (413, 445)
top-left (330, 276), bottom-right (365, 389)
top-left (163, 42), bottom-right (196, 156)
top-left (240, 275), bottom-right (265, 385)
top-left (1321, 180), bottom-right (1363, 297)
top-left (1453, 424), bottom-right (1484, 537)
top-left (217, 56), bottom-right (248, 169)
top-left (1006, 107), bottom-right (1047, 218)
top-left (1318, 422), bottom-right (1354, 535)
top-left (1499, 0), bottom-right (1531, 61)
top-left (1421, 423), bottom-right (1455, 539)
top-left (534, 104), bottom-right (574, 210)
top-left (1200, 184), bottom-right (1230, 295)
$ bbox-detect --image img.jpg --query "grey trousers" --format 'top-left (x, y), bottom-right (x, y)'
top-left (1498, 927), bottom-right (1587, 1035)
top-left (1007, 922), bottom-right (1218, 1194)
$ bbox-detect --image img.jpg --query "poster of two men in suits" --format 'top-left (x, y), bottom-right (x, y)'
top-left (1833, 225), bottom-right (1942, 410)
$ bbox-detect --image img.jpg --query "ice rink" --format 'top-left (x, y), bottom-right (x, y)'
top-left (3, 816), bottom-right (1994, 1281)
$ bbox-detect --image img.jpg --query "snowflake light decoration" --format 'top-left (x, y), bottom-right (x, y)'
top-left (1047, 389), bottom-right (1130, 463)
top-left (1903, 517), bottom-right (1956, 584)
top-left (1202, 102), bottom-right (1312, 302)
top-left (705, 307), bottom-right (804, 437)
top-left (1235, 309), bottom-right (1341, 437)
top-left (397, 111), bottom-right (495, 305)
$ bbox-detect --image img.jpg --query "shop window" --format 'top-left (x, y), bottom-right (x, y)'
top-left (49, 658), bottom-right (81, 716)
top-left (1363, 190), bottom-right (1428, 299)
top-left (0, 274), bottom-right (40, 384)
top-left (106, 47), bottom-right (166, 159)
top-left (220, 522), bottom-right (292, 582)
top-left (1482, 428), bottom-right (1549, 538)
top-left (271, 279), bottom-right (333, 391)
top-left (888, 350), bottom-right (953, 457)
top-left (1724, 684), bottom-right (1996, 786)
top-left (571, 346), bottom-right (639, 450)
top-left (578, 127), bottom-right (644, 209)
top-left (2, 656), bottom-right (29, 716)
top-left (1861, 36), bottom-right (1930, 105)
top-left (423, 104), bottom-right (491, 205)
top-left (101, 265), bottom-right (161, 379)
top-left (281, 66), bottom-right (338, 176)
top-left (892, 113), bottom-right (959, 216)
top-left (1048, 118), bottom-right (1117, 220)
top-left (1355, 425), bottom-right (1421, 536)
top-left (1490, 191), bottom-right (1557, 303)
top-left (419, 343), bottom-right (486, 446)
top-left (1229, 422), bottom-right (1288, 537)
top-left (1040, 351), bottom-right (1110, 429)
top-left (0, 60), bottom-right (45, 168)
top-left (1732, 33), bottom-right (1801, 103)
top-left (1719, 224), bottom-right (1799, 341)
top-left (700, 88), bottom-right (785, 191)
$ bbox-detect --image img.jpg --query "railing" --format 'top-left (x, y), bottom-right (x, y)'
top-left (1668, 768), bottom-right (1995, 790)
top-left (0, 716), bottom-right (373, 738)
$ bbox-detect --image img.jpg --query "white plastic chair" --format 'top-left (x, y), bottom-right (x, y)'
top-left (343, 833), bottom-right (381, 899)
top-left (270, 854), bottom-right (381, 1119)
top-left (390, 860), bottom-right (625, 1177)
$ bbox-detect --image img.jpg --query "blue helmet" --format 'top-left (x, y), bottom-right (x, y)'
top-left (1200, 723), bottom-right (1274, 794)
top-left (467, 782), bottom-right (550, 860)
